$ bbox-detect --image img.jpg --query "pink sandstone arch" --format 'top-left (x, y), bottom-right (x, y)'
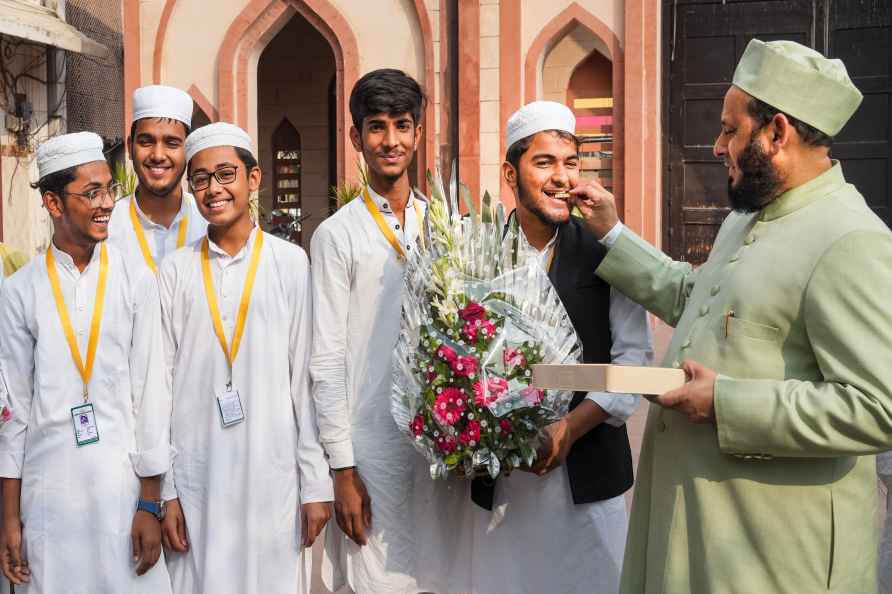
top-left (187, 84), bottom-right (219, 123)
top-left (523, 2), bottom-right (625, 215)
top-left (215, 0), bottom-right (360, 184)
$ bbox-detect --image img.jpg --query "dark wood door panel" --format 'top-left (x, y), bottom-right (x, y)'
top-left (664, 0), bottom-right (892, 262)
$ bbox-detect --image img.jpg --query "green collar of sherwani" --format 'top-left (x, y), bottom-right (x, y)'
top-left (759, 160), bottom-right (846, 222)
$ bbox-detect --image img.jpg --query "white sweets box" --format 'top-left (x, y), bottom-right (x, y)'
top-left (531, 364), bottom-right (686, 395)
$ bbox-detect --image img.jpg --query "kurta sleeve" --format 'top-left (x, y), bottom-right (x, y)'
top-left (309, 224), bottom-right (356, 469)
top-left (586, 287), bottom-right (652, 426)
top-left (158, 258), bottom-right (179, 500)
top-left (0, 282), bottom-right (34, 478)
top-left (715, 230), bottom-right (892, 456)
top-left (127, 269), bottom-right (171, 478)
top-left (595, 228), bottom-right (699, 327)
top-left (290, 250), bottom-right (334, 503)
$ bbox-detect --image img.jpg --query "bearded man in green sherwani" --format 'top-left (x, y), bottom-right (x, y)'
top-left (569, 39), bottom-right (892, 594)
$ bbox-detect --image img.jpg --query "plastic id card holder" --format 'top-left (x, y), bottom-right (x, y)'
top-left (217, 387), bottom-right (245, 427)
top-left (71, 403), bottom-right (99, 446)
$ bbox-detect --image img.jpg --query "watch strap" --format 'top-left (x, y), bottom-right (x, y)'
top-left (136, 498), bottom-right (163, 519)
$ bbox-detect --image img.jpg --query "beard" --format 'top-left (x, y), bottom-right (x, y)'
top-left (726, 139), bottom-right (783, 213)
top-left (516, 177), bottom-right (570, 226)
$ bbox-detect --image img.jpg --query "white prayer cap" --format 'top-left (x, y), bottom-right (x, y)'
top-left (37, 132), bottom-right (105, 180)
top-left (505, 101), bottom-right (576, 150)
top-left (185, 122), bottom-right (254, 163)
top-left (132, 85), bottom-right (193, 128)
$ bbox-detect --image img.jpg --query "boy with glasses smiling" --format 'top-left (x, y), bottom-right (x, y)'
top-left (0, 132), bottom-right (173, 593)
top-left (158, 122), bottom-right (332, 594)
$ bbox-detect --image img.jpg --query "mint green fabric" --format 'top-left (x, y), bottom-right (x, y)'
top-left (597, 163), bottom-right (892, 594)
top-left (732, 39), bottom-right (863, 136)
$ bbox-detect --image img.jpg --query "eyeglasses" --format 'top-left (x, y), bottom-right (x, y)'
top-left (63, 183), bottom-right (125, 206)
top-left (188, 165), bottom-right (239, 192)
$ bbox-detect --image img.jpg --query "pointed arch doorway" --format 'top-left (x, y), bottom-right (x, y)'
top-left (257, 13), bottom-right (336, 249)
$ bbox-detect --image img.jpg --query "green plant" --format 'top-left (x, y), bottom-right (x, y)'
top-left (112, 160), bottom-right (138, 197)
top-left (329, 157), bottom-right (370, 210)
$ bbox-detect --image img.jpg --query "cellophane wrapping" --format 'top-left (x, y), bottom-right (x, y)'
top-left (392, 171), bottom-right (581, 480)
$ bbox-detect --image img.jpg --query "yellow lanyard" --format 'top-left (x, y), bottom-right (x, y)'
top-left (361, 186), bottom-right (425, 260)
top-left (130, 197), bottom-right (189, 274)
top-left (46, 243), bottom-right (108, 402)
top-left (200, 231), bottom-right (264, 384)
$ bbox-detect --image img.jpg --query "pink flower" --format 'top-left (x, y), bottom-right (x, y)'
top-left (499, 418), bottom-right (513, 434)
top-left (0, 406), bottom-right (11, 423)
top-left (451, 355), bottom-right (478, 378)
top-left (410, 414), bottom-right (425, 437)
top-left (433, 387), bottom-right (467, 426)
top-left (503, 348), bottom-right (527, 369)
top-left (459, 301), bottom-right (487, 322)
top-left (436, 434), bottom-right (458, 454)
top-left (520, 385), bottom-right (545, 406)
top-left (437, 344), bottom-right (458, 364)
top-left (463, 319), bottom-right (495, 342)
top-left (473, 377), bottom-right (509, 407)
top-left (460, 420), bottom-right (481, 445)
top-left (425, 366), bottom-right (438, 384)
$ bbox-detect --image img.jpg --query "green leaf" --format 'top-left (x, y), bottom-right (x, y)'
top-left (481, 190), bottom-right (493, 224)
top-left (459, 182), bottom-right (477, 219)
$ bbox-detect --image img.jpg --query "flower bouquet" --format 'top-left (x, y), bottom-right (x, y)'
top-left (392, 171), bottom-right (581, 480)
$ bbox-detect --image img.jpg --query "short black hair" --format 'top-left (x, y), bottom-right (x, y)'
top-left (349, 69), bottom-right (426, 131)
top-left (746, 97), bottom-right (833, 148)
top-left (186, 146), bottom-right (258, 174)
top-left (129, 117), bottom-right (191, 145)
top-left (234, 147), bottom-right (258, 170)
top-left (30, 164), bottom-right (79, 196)
top-left (505, 130), bottom-right (580, 171)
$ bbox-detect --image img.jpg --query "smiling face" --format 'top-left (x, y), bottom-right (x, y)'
top-left (188, 145), bottom-right (260, 230)
top-left (43, 160), bottom-right (115, 245)
top-left (129, 117), bottom-right (188, 198)
top-left (350, 112), bottom-right (421, 182)
top-left (505, 130), bottom-right (579, 226)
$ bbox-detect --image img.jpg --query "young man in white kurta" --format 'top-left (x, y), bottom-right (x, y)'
top-left (107, 85), bottom-right (207, 274)
top-left (0, 132), bottom-right (171, 594)
top-left (311, 69), bottom-right (428, 594)
top-left (159, 123), bottom-right (332, 594)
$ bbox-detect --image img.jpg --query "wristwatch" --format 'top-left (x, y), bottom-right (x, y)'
top-left (136, 499), bottom-right (166, 521)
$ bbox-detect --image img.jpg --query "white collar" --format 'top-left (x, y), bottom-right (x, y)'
top-left (367, 184), bottom-right (414, 215)
top-left (50, 240), bottom-right (103, 274)
top-left (206, 226), bottom-right (259, 262)
top-left (541, 229), bottom-right (559, 254)
top-left (131, 191), bottom-right (193, 230)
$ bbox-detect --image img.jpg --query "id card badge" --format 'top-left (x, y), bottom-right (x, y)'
top-left (71, 403), bottom-right (99, 446)
top-left (217, 387), bottom-right (245, 427)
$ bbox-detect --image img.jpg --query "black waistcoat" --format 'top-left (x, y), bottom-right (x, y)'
top-left (471, 215), bottom-right (634, 508)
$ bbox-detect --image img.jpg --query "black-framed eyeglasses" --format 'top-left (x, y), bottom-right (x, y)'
top-left (188, 165), bottom-right (239, 192)
top-left (63, 183), bottom-right (125, 206)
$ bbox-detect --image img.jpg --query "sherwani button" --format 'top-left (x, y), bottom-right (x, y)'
top-left (710, 285), bottom-right (720, 296)
top-left (699, 305), bottom-right (710, 316)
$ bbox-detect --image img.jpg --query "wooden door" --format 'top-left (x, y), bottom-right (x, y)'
top-left (663, 0), bottom-right (891, 263)
top-left (827, 1), bottom-right (891, 226)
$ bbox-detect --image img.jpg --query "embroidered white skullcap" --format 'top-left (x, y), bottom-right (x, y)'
top-left (37, 132), bottom-right (105, 180)
top-left (505, 101), bottom-right (577, 150)
top-left (132, 85), bottom-right (193, 128)
top-left (185, 122), bottom-right (254, 163)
